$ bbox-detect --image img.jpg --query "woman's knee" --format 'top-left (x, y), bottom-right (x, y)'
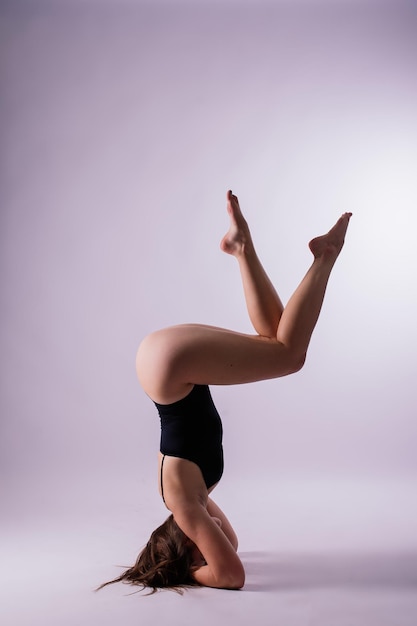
top-left (280, 348), bottom-right (306, 376)
top-left (289, 351), bottom-right (306, 374)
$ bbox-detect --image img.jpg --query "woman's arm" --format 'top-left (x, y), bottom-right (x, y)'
top-left (206, 497), bottom-right (239, 551)
top-left (172, 501), bottom-right (245, 589)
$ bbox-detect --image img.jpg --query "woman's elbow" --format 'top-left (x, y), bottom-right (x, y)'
top-left (230, 573), bottom-right (245, 590)
top-left (221, 565), bottom-right (245, 590)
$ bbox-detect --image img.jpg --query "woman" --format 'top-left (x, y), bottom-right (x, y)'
top-left (98, 190), bottom-right (352, 593)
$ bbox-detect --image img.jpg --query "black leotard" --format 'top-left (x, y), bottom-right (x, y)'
top-left (154, 384), bottom-right (224, 498)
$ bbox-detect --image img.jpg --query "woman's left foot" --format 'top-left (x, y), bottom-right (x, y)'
top-left (220, 190), bottom-right (252, 256)
top-left (309, 212), bottom-right (352, 260)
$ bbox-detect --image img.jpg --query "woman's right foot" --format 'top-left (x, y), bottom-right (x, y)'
top-left (309, 212), bottom-right (352, 261)
top-left (220, 190), bottom-right (252, 257)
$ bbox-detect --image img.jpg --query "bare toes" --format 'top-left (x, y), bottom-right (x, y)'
top-left (221, 190), bottom-right (251, 256)
top-left (309, 213), bottom-right (352, 259)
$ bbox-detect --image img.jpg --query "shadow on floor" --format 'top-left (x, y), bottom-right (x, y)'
top-left (240, 551), bottom-right (417, 592)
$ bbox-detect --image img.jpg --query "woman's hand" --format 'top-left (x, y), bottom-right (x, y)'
top-left (172, 501), bottom-right (245, 589)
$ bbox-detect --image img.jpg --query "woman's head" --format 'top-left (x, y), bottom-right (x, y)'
top-left (96, 514), bottom-right (201, 594)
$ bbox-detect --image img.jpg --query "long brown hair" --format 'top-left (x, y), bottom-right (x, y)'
top-left (96, 514), bottom-right (201, 595)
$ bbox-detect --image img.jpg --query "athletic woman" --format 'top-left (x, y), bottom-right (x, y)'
top-left (98, 190), bottom-right (352, 593)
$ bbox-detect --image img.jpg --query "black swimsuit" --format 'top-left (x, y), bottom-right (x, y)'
top-left (154, 385), bottom-right (224, 502)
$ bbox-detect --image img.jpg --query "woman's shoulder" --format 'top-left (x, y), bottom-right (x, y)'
top-left (172, 497), bottom-right (245, 590)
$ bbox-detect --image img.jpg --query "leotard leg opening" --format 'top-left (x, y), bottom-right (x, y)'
top-left (160, 454), bottom-right (166, 505)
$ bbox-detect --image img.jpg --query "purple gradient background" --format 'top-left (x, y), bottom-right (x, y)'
top-left (1, 1), bottom-right (417, 625)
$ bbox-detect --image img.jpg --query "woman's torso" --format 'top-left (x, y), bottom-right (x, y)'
top-left (154, 385), bottom-right (224, 509)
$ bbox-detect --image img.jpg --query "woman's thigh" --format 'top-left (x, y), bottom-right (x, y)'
top-left (136, 324), bottom-right (302, 403)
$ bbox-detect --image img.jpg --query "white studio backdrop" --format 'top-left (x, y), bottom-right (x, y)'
top-left (1, 0), bottom-right (417, 557)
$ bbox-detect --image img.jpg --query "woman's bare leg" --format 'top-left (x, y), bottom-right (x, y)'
top-left (220, 190), bottom-right (283, 338)
top-left (136, 194), bottom-right (352, 403)
top-left (275, 215), bottom-right (351, 355)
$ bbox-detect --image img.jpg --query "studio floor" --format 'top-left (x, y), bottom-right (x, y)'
top-left (2, 476), bottom-right (417, 626)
